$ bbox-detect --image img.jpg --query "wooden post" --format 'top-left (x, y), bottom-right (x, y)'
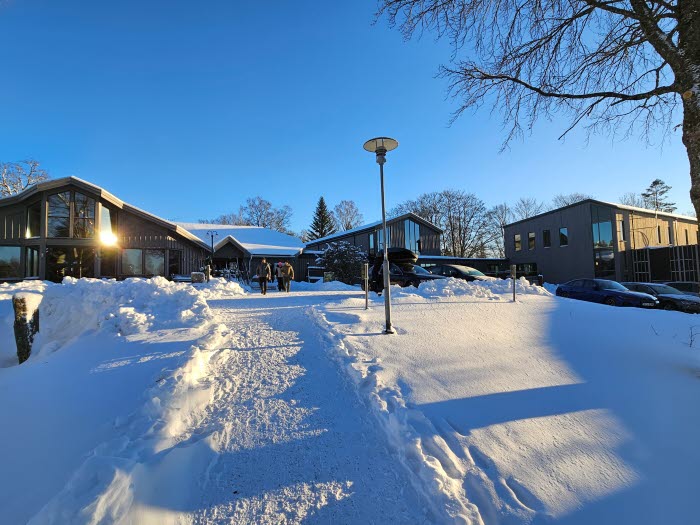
top-left (12, 293), bottom-right (41, 364)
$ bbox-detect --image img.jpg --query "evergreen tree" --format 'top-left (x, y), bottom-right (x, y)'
top-left (641, 179), bottom-right (677, 213)
top-left (308, 196), bottom-right (337, 240)
top-left (315, 241), bottom-right (367, 284)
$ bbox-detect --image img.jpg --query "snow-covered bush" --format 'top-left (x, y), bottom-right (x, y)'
top-left (315, 241), bottom-right (367, 284)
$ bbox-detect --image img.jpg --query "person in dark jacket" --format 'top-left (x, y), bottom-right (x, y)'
top-left (276, 262), bottom-right (284, 291)
top-left (281, 261), bottom-right (294, 292)
top-left (256, 258), bottom-right (271, 295)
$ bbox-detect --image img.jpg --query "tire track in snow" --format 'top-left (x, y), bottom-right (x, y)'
top-left (189, 295), bottom-right (433, 524)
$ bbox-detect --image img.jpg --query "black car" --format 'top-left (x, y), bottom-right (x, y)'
top-left (429, 264), bottom-right (496, 282)
top-left (622, 282), bottom-right (700, 312)
top-left (662, 281), bottom-right (700, 297)
top-left (367, 262), bottom-right (445, 292)
top-left (555, 278), bottom-right (659, 308)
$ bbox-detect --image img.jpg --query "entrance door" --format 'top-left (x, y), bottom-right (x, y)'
top-left (46, 247), bottom-right (95, 282)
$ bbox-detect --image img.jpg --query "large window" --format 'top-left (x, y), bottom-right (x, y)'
top-left (47, 192), bottom-right (71, 238)
top-left (0, 246), bottom-right (21, 278)
top-left (100, 206), bottom-right (118, 245)
top-left (514, 234), bottom-right (522, 251)
top-left (528, 232), bottom-right (535, 250)
top-left (369, 233), bottom-right (375, 254)
top-left (122, 249), bottom-right (143, 275)
top-left (559, 227), bottom-right (569, 247)
top-left (45, 247), bottom-right (95, 282)
top-left (543, 229), bottom-right (551, 248)
top-left (73, 192), bottom-right (95, 238)
top-left (405, 220), bottom-right (420, 253)
top-left (591, 206), bottom-right (614, 278)
top-left (25, 247), bottom-right (39, 278)
top-left (25, 201), bottom-right (41, 238)
top-left (145, 249), bottom-right (165, 276)
top-left (378, 228), bottom-right (391, 249)
top-left (100, 248), bottom-right (117, 277)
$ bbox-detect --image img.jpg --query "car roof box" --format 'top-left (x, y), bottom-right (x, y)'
top-left (375, 248), bottom-right (418, 264)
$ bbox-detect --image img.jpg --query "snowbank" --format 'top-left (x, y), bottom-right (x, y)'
top-left (390, 276), bottom-right (550, 301)
top-left (292, 280), bottom-right (359, 292)
top-left (32, 277), bottom-right (212, 359)
top-left (193, 277), bottom-right (247, 300)
top-left (0, 277), bottom-right (229, 524)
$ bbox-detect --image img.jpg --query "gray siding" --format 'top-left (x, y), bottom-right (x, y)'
top-left (505, 202), bottom-right (594, 283)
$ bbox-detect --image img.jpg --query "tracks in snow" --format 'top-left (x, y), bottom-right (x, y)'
top-left (188, 294), bottom-right (432, 524)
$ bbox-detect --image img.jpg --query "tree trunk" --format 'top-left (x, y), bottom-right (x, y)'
top-left (678, 0), bottom-right (700, 218)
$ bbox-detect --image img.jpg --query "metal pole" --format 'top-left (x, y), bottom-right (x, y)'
top-left (364, 262), bottom-right (369, 310)
top-left (511, 264), bottom-right (516, 302)
top-left (379, 156), bottom-right (394, 333)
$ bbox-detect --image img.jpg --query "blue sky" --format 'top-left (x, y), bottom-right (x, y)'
top-left (0, 0), bottom-right (691, 233)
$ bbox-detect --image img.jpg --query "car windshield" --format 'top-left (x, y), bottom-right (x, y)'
top-left (411, 265), bottom-right (431, 275)
top-left (597, 280), bottom-right (627, 291)
top-left (455, 266), bottom-right (485, 276)
top-left (649, 284), bottom-right (684, 295)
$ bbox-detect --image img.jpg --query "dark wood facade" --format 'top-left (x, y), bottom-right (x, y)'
top-left (305, 213), bottom-right (442, 257)
top-left (0, 177), bottom-right (208, 282)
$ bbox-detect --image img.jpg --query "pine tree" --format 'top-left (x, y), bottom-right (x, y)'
top-left (308, 197), bottom-right (337, 240)
top-left (641, 179), bottom-right (677, 213)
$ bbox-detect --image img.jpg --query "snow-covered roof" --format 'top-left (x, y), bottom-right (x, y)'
top-left (177, 222), bottom-right (305, 257)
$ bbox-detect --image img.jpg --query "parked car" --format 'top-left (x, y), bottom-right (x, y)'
top-left (555, 278), bottom-right (659, 308)
top-left (662, 281), bottom-right (700, 297)
top-left (366, 249), bottom-right (446, 293)
top-left (622, 282), bottom-right (700, 312)
top-left (429, 264), bottom-right (496, 282)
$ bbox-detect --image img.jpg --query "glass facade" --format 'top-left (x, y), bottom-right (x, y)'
top-left (25, 247), bottom-right (39, 278)
top-left (591, 205), bottom-right (615, 278)
top-left (122, 249), bottom-right (143, 275)
top-left (145, 249), bottom-right (165, 276)
top-left (25, 201), bottom-right (41, 238)
top-left (378, 228), bottom-right (391, 249)
top-left (0, 246), bottom-right (21, 278)
top-left (47, 192), bottom-right (71, 238)
top-left (168, 250), bottom-right (182, 277)
top-left (46, 247), bottom-right (95, 282)
top-left (405, 220), bottom-right (420, 253)
top-left (73, 192), bottom-right (96, 238)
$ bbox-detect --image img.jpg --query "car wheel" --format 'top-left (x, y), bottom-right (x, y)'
top-left (663, 303), bottom-right (675, 311)
top-left (604, 297), bottom-right (616, 307)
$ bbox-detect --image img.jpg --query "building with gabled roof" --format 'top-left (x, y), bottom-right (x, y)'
top-left (0, 177), bottom-right (209, 282)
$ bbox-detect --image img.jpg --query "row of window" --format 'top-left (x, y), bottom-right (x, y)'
top-left (515, 227), bottom-right (568, 251)
top-left (25, 191), bottom-right (118, 241)
top-left (0, 245), bottom-right (182, 281)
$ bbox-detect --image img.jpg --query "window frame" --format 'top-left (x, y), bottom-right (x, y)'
top-left (559, 227), bottom-right (569, 247)
top-left (528, 232), bottom-right (535, 250)
top-left (543, 229), bottom-right (551, 248)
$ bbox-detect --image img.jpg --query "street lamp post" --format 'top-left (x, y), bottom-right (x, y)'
top-left (205, 230), bottom-right (218, 282)
top-left (363, 136), bottom-right (399, 334)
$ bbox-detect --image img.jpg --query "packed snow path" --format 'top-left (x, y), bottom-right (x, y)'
top-left (187, 292), bottom-right (432, 524)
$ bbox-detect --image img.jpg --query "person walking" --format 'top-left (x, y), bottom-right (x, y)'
top-left (256, 258), bottom-right (271, 295)
top-left (276, 262), bottom-right (284, 292)
top-left (281, 261), bottom-right (294, 292)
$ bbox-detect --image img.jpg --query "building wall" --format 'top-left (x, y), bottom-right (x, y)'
top-left (505, 202), bottom-right (595, 283)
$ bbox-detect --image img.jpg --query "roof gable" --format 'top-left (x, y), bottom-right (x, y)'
top-left (177, 223), bottom-right (304, 256)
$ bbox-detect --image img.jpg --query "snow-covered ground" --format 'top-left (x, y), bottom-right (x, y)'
top-left (1, 277), bottom-right (698, 524)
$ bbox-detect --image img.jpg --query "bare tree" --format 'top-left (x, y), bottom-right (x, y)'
top-left (513, 197), bottom-right (545, 220)
top-left (203, 197), bottom-right (293, 233)
top-left (378, 1), bottom-right (700, 216)
top-left (242, 196), bottom-right (293, 233)
top-left (333, 200), bottom-right (364, 231)
top-left (393, 189), bottom-right (494, 256)
top-left (618, 192), bottom-right (649, 208)
top-left (551, 193), bottom-right (593, 208)
top-left (487, 203), bottom-right (512, 257)
top-left (0, 160), bottom-right (49, 197)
